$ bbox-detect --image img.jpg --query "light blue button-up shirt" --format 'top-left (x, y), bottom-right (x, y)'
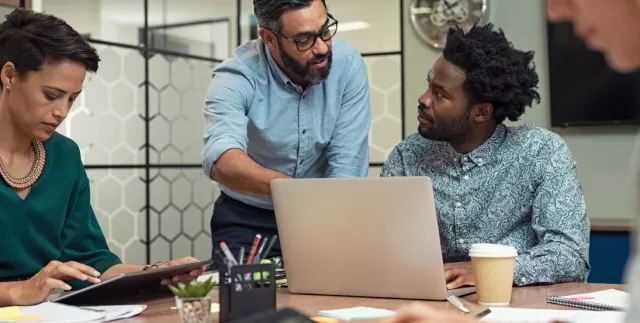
top-left (201, 38), bottom-right (371, 210)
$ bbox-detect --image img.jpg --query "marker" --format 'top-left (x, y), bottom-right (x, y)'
top-left (252, 236), bottom-right (270, 264)
top-left (246, 234), bottom-right (262, 264)
top-left (237, 246), bottom-right (245, 265)
top-left (219, 242), bottom-right (238, 266)
top-left (261, 235), bottom-right (278, 262)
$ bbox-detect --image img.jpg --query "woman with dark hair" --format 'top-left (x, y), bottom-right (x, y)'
top-left (0, 8), bottom-right (204, 306)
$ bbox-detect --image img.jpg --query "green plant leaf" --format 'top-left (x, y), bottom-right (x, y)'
top-left (168, 285), bottom-right (181, 296)
top-left (169, 277), bottom-right (218, 298)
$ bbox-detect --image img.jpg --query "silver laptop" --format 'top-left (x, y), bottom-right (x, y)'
top-left (270, 176), bottom-right (475, 300)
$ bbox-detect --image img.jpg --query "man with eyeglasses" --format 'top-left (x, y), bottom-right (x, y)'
top-left (201, 0), bottom-right (370, 259)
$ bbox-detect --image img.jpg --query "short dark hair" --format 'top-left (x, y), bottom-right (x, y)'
top-left (0, 8), bottom-right (100, 86)
top-left (253, 0), bottom-right (327, 32)
top-left (443, 23), bottom-right (541, 123)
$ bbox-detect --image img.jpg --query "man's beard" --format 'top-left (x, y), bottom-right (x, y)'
top-left (417, 104), bottom-right (471, 142)
top-left (279, 42), bottom-right (332, 85)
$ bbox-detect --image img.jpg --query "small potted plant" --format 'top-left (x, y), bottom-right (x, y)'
top-left (169, 277), bottom-right (217, 323)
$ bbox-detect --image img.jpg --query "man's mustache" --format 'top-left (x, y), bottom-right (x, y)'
top-left (308, 51), bottom-right (331, 65)
top-left (418, 105), bottom-right (434, 122)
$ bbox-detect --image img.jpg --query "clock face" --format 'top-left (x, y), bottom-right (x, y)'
top-left (410, 0), bottom-right (489, 49)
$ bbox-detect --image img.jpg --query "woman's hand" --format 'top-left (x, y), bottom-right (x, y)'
top-left (158, 257), bottom-right (206, 286)
top-left (9, 260), bottom-right (101, 305)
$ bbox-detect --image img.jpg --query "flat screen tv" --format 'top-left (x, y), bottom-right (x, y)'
top-left (546, 21), bottom-right (640, 127)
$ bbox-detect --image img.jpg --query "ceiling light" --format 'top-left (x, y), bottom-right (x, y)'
top-left (338, 21), bottom-right (371, 32)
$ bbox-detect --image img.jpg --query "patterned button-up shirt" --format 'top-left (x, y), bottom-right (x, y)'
top-left (381, 123), bottom-right (590, 286)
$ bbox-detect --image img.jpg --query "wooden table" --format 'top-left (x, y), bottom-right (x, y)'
top-left (116, 283), bottom-right (623, 322)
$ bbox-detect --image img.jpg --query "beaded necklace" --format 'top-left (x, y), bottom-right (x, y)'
top-left (0, 139), bottom-right (46, 189)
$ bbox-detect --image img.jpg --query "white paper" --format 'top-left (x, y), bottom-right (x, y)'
top-left (197, 272), bottom-right (219, 284)
top-left (317, 306), bottom-right (396, 320)
top-left (17, 302), bottom-right (106, 323)
top-left (481, 307), bottom-right (626, 323)
top-left (81, 305), bottom-right (147, 322)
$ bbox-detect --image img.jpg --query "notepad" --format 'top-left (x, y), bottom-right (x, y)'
top-left (546, 289), bottom-right (629, 311)
top-left (317, 307), bottom-right (396, 320)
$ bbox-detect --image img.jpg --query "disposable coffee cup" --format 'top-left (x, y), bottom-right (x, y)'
top-left (469, 243), bottom-right (518, 306)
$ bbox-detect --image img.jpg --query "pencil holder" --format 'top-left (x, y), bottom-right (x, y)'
top-left (218, 263), bottom-right (276, 323)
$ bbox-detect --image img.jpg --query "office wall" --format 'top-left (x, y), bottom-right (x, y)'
top-left (401, 0), bottom-right (640, 221)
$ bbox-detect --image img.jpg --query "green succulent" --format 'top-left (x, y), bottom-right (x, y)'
top-left (168, 277), bottom-right (217, 298)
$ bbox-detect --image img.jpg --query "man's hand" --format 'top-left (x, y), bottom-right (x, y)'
top-left (384, 303), bottom-right (478, 323)
top-left (159, 257), bottom-right (206, 286)
top-left (444, 262), bottom-right (475, 290)
top-left (9, 260), bottom-right (102, 305)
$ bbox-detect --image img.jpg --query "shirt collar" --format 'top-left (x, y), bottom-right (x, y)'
top-left (465, 123), bottom-right (506, 166)
top-left (263, 41), bottom-right (303, 92)
top-left (442, 123), bottom-right (506, 167)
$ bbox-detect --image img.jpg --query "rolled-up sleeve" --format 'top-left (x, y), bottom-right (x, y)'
top-left (201, 63), bottom-right (255, 178)
top-left (513, 137), bottom-right (590, 286)
top-left (326, 54), bottom-right (371, 178)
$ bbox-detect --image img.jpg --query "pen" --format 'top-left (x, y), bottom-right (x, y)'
top-left (237, 246), bottom-right (245, 265)
top-left (446, 295), bottom-right (470, 313)
top-left (246, 234), bottom-right (262, 264)
top-left (260, 234), bottom-right (278, 262)
top-left (252, 236), bottom-right (270, 264)
top-left (214, 249), bottom-right (227, 266)
top-left (220, 242), bottom-right (238, 266)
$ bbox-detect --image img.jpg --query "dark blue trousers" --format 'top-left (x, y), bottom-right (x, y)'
top-left (210, 193), bottom-right (282, 265)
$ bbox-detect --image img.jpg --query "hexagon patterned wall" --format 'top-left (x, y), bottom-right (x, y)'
top-left (57, 43), bottom-right (403, 265)
top-left (364, 55), bottom-right (403, 164)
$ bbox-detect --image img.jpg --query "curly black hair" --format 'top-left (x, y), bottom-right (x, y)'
top-left (443, 23), bottom-right (540, 123)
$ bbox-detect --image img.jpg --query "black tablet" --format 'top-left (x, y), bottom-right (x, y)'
top-left (50, 259), bottom-right (215, 306)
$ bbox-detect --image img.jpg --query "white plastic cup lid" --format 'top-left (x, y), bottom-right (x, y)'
top-left (469, 243), bottom-right (518, 258)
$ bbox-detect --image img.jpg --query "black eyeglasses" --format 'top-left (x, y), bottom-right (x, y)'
top-left (267, 13), bottom-right (339, 52)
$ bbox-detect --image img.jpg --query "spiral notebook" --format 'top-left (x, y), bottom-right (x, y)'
top-left (546, 289), bottom-right (629, 311)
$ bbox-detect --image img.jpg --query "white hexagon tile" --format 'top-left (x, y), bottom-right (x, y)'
top-left (86, 169), bottom-right (147, 265)
top-left (57, 45), bottom-right (146, 166)
top-left (363, 55), bottom-right (403, 164)
top-left (148, 168), bottom-right (220, 263)
top-left (148, 54), bottom-right (217, 165)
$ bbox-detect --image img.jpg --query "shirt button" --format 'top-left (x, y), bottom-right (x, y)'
top-left (302, 130), bottom-right (307, 134)
top-left (521, 277), bottom-right (527, 283)
top-left (458, 239), bottom-right (465, 243)
top-left (463, 175), bottom-right (470, 180)
top-left (462, 156), bottom-right (468, 162)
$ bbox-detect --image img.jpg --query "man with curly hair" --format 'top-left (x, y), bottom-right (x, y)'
top-left (381, 23), bottom-right (590, 289)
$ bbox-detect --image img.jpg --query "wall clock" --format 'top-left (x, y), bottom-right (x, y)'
top-left (410, 0), bottom-right (489, 49)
